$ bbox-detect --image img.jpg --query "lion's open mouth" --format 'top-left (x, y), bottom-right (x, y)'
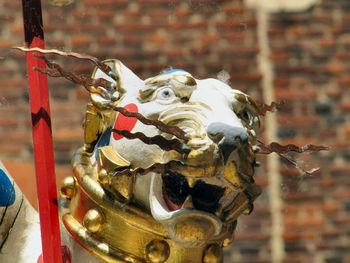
top-left (161, 172), bottom-right (225, 214)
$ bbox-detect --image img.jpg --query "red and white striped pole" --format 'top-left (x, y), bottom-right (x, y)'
top-left (21, 1), bottom-right (63, 262)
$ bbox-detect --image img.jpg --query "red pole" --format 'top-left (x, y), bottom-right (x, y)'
top-left (21, 1), bottom-right (63, 262)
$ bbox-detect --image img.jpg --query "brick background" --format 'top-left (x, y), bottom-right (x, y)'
top-left (0, 0), bottom-right (349, 262)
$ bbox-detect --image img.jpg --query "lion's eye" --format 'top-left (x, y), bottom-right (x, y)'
top-left (242, 110), bottom-right (250, 121)
top-left (239, 109), bottom-right (253, 125)
top-left (162, 90), bottom-right (171, 98)
top-left (157, 88), bottom-right (175, 100)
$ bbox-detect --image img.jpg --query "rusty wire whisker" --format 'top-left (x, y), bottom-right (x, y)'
top-left (257, 140), bottom-right (329, 154)
top-left (15, 46), bottom-right (328, 177)
top-left (112, 160), bottom-right (183, 177)
top-left (256, 139), bottom-right (329, 175)
top-left (112, 129), bottom-right (190, 154)
top-left (27, 53), bottom-right (188, 141)
top-left (14, 46), bottom-right (117, 80)
top-left (33, 55), bottom-right (116, 99)
top-left (108, 105), bottom-right (188, 141)
top-left (278, 152), bottom-right (320, 176)
top-left (258, 100), bottom-right (285, 116)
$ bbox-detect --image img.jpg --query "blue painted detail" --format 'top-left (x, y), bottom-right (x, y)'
top-left (94, 127), bottom-right (112, 160)
top-left (163, 69), bottom-right (187, 74)
top-left (0, 168), bottom-right (15, 206)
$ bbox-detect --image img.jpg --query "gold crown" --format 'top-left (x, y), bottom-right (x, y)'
top-left (60, 146), bottom-right (260, 263)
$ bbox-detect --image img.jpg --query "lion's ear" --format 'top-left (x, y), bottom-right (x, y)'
top-left (92, 59), bottom-right (143, 99)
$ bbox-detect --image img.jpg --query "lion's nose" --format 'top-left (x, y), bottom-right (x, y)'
top-left (207, 122), bottom-right (248, 163)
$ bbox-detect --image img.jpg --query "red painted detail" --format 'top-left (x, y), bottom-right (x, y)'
top-left (162, 186), bottom-right (182, 212)
top-left (113, 103), bottom-right (139, 140)
top-left (37, 246), bottom-right (71, 263)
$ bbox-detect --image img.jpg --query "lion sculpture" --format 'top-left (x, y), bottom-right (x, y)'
top-left (0, 60), bottom-right (262, 263)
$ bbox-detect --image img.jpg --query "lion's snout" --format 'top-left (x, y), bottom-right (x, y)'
top-left (207, 122), bottom-right (248, 164)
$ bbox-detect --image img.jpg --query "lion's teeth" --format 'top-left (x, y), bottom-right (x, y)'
top-left (187, 177), bottom-right (196, 188)
top-left (181, 195), bottom-right (194, 209)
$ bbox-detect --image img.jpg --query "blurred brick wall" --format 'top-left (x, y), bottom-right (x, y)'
top-left (268, 1), bottom-right (350, 263)
top-left (0, 0), bottom-right (349, 262)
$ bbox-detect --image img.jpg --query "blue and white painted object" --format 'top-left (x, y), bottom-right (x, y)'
top-left (0, 161), bottom-right (42, 262)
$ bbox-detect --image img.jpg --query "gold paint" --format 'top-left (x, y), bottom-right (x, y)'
top-left (223, 184), bottom-right (261, 222)
top-left (139, 88), bottom-right (155, 101)
top-left (159, 106), bottom-right (207, 119)
top-left (242, 206), bottom-right (253, 215)
top-left (60, 142), bottom-right (262, 262)
top-left (84, 104), bottom-right (101, 153)
top-left (181, 196), bottom-right (195, 209)
top-left (173, 75), bottom-right (197, 86)
top-left (237, 147), bottom-right (255, 179)
top-left (90, 59), bottom-right (124, 94)
top-left (98, 168), bottom-right (110, 185)
top-left (110, 174), bottom-right (134, 201)
top-left (187, 177), bottom-right (196, 188)
top-left (145, 74), bottom-right (171, 86)
top-left (83, 209), bottom-right (104, 233)
top-left (184, 101), bottom-right (213, 111)
top-left (169, 214), bottom-right (220, 248)
top-left (203, 244), bottom-right (223, 263)
top-left (47, 0), bottom-right (74, 6)
top-left (164, 120), bottom-right (203, 137)
top-left (232, 93), bottom-right (260, 131)
top-left (83, 102), bottom-right (116, 154)
top-left (63, 148), bottom-right (241, 262)
top-left (89, 59), bottom-right (125, 110)
top-left (223, 161), bottom-right (247, 190)
top-left (98, 146), bottom-right (130, 173)
top-left (223, 193), bottom-right (249, 222)
top-left (71, 149), bottom-right (163, 233)
top-left (145, 72), bottom-right (195, 87)
top-left (60, 176), bottom-right (77, 199)
top-left (144, 73), bottom-right (197, 99)
top-left (145, 240), bottom-right (170, 263)
top-left (160, 111), bottom-right (208, 145)
top-left (163, 144), bottom-right (221, 179)
top-left (221, 221), bottom-right (236, 247)
top-left (233, 93), bottom-right (247, 104)
top-left (223, 187), bottom-right (233, 196)
top-left (97, 146), bottom-right (133, 200)
top-left (222, 238), bottom-right (231, 247)
top-left (160, 113), bottom-right (203, 132)
top-left (62, 214), bottom-right (144, 263)
top-left (186, 138), bottom-right (208, 147)
top-left (185, 144), bottom-right (216, 167)
top-left (245, 184), bottom-right (262, 201)
top-left (158, 104), bottom-right (212, 147)
top-left (247, 96), bottom-right (260, 115)
top-left (112, 60), bottom-right (124, 94)
top-left (178, 164), bottom-right (217, 179)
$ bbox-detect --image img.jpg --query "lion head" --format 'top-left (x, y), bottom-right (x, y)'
top-left (60, 60), bottom-right (262, 262)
